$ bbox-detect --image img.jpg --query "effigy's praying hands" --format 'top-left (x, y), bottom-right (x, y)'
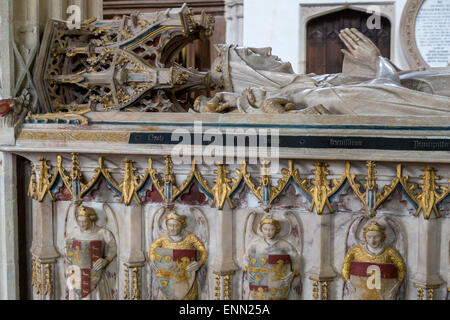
top-left (339, 28), bottom-right (382, 66)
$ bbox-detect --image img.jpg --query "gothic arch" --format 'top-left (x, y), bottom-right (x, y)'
top-left (298, 2), bottom-right (395, 73)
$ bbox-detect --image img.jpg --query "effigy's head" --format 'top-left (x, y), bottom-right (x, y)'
top-left (210, 44), bottom-right (294, 92)
top-left (259, 215), bottom-right (281, 240)
top-left (363, 221), bottom-right (386, 248)
top-left (235, 47), bottom-right (294, 73)
top-left (76, 206), bottom-right (98, 231)
top-left (165, 210), bottom-right (187, 236)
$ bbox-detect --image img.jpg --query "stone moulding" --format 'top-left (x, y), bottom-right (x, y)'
top-left (5, 112), bottom-right (450, 220)
top-left (10, 112), bottom-right (450, 163)
top-left (400, 0), bottom-right (428, 68)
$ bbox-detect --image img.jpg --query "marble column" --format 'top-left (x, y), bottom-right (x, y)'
top-left (448, 223), bottom-right (450, 297)
top-left (225, 0), bottom-right (243, 46)
top-left (50, 0), bottom-right (68, 20)
top-left (211, 203), bottom-right (239, 300)
top-left (0, 0), bottom-right (15, 99)
top-left (71, 0), bottom-right (87, 20)
top-left (412, 217), bottom-right (444, 300)
top-left (88, 0), bottom-right (103, 20)
top-left (120, 203), bottom-right (145, 300)
top-left (0, 152), bottom-right (19, 299)
top-left (306, 207), bottom-right (337, 300)
top-left (30, 198), bottom-right (59, 300)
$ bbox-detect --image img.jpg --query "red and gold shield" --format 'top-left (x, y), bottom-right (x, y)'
top-left (65, 240), bottom-right (103, 298)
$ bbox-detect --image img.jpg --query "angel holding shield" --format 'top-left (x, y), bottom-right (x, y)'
top-left (341, 220), bottom-right (405, 300)
top-left (244, 214), bottom-right (300, 300)
top-left (149, 210), bottom-right (208, 300)
top-left (65, 206), bottom-right (117, 300)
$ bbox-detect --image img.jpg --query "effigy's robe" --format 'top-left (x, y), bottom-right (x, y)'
top-left (217, 45), bottom-right (450, 116)
top-left (292, 82), bottom-right (450, 116)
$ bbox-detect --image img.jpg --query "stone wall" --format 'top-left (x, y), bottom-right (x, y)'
top-left (243, 0), bottom-right (411, 73)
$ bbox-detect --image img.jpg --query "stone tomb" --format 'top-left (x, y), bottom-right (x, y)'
top-left (0, 112), bottom-right (447, 300)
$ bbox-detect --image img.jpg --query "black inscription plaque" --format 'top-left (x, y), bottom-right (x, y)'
top-left (129, 132), bottom-right (450, 151)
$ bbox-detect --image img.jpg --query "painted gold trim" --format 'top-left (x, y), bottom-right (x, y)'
top-left (17, 131), bottom-right (131, 143)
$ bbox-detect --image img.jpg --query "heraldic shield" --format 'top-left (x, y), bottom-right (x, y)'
top-left (154, 248), bottom-right (197, 300)
top-left (348, 261), bottom-right (399, 300)
top-left (248, 254), bottom-right (292, 300)
top-left (65, 240), bottom-right (103, 298)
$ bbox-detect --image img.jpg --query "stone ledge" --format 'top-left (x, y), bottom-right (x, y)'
top-left (2, 113), bottom-right (449, 163)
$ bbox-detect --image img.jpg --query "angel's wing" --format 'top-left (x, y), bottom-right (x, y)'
top-left (342, 215), bottom-right (368, 300)
top-left (189, 207), bottom-right (209, 245)
top-left (149, 206), bottom-right (166, 300)
top-left (284, 211), bottom-right (302, 256)
top-left (376, 216), bottom-right (406, 300)
top-left (243, 211), bottom-right (258, 255)
top-left (380, 216), bottom-right (404, 256)
top-left (279, 211), bottom-right (302, 300)
top-left (346, 216), bottom-right (366, 251)
top-left (101, 204), bottom-right (120, 299)
top-left (241, 211), bottom-right (259, 299)
top-left (151, 206), bottom-right (167, 243)
top-left (188, 207), bottom-right (209, 299)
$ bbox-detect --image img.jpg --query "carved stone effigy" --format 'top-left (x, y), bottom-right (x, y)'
top-left (0, 4), bottom-right (449, 301)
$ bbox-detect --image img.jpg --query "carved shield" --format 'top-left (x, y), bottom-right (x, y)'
top-left (248, 254), bottom-right (292, 300)
top-left (65, 240), bottom-right (103, 298)
top-left (348, 262), bottom-right (399, 300)
top-left (154, 248), bottom-right (197, 300)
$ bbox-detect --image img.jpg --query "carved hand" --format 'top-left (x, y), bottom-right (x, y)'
top-left (150, 262), bottom-right (160, 273)
top-left (93, 258), bottom-right (107, 271)
top-left (388, 281), bottom-right (400, 298)
top-left (186, 261), bottom-right (201, 272)
top-left (281, 272), bottom-right (294, 286)
top-left (339, 28), bottom-right (381, 66)
top-left (346, 280), bottom-right (356, 293)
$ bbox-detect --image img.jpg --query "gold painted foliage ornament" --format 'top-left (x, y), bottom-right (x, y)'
top-left (413, 167), bottom-right (449, 219)
top-left (26, 156), bottom-right (449, 220)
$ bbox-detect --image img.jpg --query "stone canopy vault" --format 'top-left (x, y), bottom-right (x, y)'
top-left (0, 3), bottom-right (449, 301)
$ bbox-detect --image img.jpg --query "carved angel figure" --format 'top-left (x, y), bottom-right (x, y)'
top-left (341, 220), bottom-right (405, 300)
top-left (243, 213), bottom-right (301, 300)
top-left (65, 206), bottom-right (117, 300)
top-left (149, 210), bottom-right (208, 300)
